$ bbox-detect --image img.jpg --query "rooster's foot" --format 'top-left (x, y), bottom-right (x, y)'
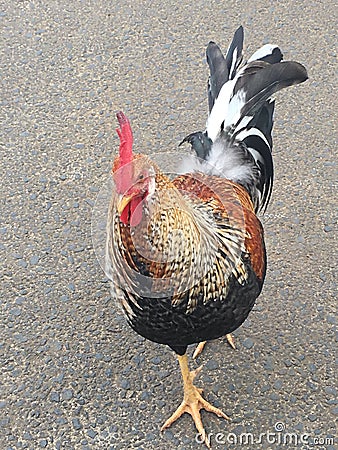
top-left (161, 355), bottom-right (230, 448)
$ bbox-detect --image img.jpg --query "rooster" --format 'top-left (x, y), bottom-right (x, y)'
top-left (106, 26), bottom-right (307, 447)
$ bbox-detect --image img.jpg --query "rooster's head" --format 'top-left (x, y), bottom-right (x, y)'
top-left (112, 111), bottom-right (156, 227)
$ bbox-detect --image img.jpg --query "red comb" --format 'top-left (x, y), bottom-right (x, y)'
top-left (116, 111), bottom-right (133, 167)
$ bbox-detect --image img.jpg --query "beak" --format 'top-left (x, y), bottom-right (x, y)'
top-left (117, 193), bottom-right (135, 215)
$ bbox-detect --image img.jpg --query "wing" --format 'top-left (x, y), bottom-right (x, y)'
top-left (172, 174), bottom-right (266, 312)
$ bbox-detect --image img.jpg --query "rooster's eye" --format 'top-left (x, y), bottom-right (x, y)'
top-left (138, 174), bottom-right (144, 180)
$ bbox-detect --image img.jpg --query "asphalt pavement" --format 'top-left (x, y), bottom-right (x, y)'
top-left (1, 1), bottom-right (336, 449)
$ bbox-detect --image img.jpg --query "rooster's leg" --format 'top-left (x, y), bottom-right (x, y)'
top-left (161, 353), bottom-right (230, 448)
top-left (193, 334), bottom-right (236, 359)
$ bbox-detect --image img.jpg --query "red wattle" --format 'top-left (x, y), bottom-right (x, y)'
top-left (120, 205), bottom-right (130, 225)
top-left (129, 197), bottom-right (143, 227)
top-left (119, 196), bottom-right (144, 227)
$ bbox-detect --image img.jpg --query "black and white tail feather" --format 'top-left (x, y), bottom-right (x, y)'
top-left (180, 26), bottom-right (308, 212)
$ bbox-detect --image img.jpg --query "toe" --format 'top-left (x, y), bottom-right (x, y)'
top-left (193, 341), bottom-right (207, 359)
top-left (226, 334), bottom-right (236, 350)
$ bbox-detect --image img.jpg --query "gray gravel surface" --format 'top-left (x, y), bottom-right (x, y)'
top-left (1, 1), bottom-right (336, 449)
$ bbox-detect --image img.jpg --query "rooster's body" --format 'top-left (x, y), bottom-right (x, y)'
top-left (106, 26), bottom-right (307, 447)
